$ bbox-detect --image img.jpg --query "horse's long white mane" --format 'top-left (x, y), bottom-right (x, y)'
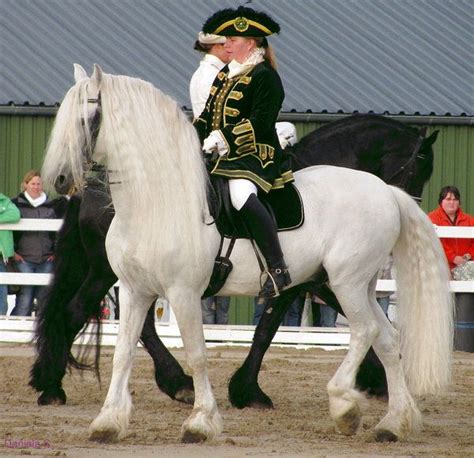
top-left (43, 70), bottom-right (210, 262)
top-left (42, 77), bottom-right (94, 190)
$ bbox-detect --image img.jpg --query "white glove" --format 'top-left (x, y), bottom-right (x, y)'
top-left (276, 122), bottom-right (298, 149)
top-left (279, 135), bottom-right (295, 150)
top-left (203, 130), bottom-right (228, 157)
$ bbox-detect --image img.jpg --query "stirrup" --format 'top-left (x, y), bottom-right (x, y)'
top-left (259, 267), bottom-right (292, 298)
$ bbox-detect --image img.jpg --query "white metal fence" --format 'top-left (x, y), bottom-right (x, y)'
top-left (0, 219), bottom-right (472, 348)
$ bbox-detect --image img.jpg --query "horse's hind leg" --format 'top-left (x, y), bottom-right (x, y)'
top-left (89, 286), bottom-right (150, 442)
top-left (325, 283), bottom-right (379, 436)
top-left (316, 284), bottom-right (388, 397)
top-left (367, 295), bottom-right (421, 441)
top-left (229, 287), bottom-right (300, 409)
top-left (140, 304), bottom-right (194, 404)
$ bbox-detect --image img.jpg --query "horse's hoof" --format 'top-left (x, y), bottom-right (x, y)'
top-left (89, 428), bottom-right (120, 443)
top-left (246, 399), bottom-right (274, 410)
top-left (335, 405), bottom-right (361, 436)
top-left (228, 380), bottom-right (274, 409)
top-left (37, 388), bottom-right (67, 406)
top-left (181, 429), bottom-right (208, 443)
top-left (231, 395), bottom-right (274, 409)
top-left (374, 428), bottom-right (399, 442)
top-left (174, 388), bottom-right (195, 405)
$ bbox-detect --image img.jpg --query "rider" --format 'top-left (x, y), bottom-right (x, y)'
top-left (194, 6), bottom-right (294, 298)
top-left (190, 20), bottom-right (232, 324)
top-left (189, 29), bottom-right (230, 120)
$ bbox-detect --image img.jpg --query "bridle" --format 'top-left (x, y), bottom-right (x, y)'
top-left (81, 92), bottom-right (102, 171)
top-left (55, 91), bottom-right (104, 195)
top-left (81, 92), bottom-right (123, 187)
top-left (384, 133), bottom-right (425, 203)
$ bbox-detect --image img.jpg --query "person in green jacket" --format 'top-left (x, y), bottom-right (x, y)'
top-left (0, 193), bottom-right (21, 315)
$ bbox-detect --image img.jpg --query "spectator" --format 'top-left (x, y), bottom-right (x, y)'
top-left (253, 294), bottom-right (303, 327)
top-left (253, 296), bottom-right (265, 326)
top-left (311, 293), bottom-right (337, 327)
top-left (0, 193), bottom-right (21, 315)
top-left (10, 170), bottom-right (66, 316)
top-left (282, 291), bottom-right (305, 326)
top-left (201, 296), bottom-right (230, 325)
top-left (428, 185), bottom-right (474, 273)
top-left (376, 255), bottom-right (394, 317)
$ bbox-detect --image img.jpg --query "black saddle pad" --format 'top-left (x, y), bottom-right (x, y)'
top-left (212, 179), bottom-right (304, 239)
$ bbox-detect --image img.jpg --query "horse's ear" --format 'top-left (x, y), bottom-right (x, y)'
top-left (74, 63), bottom-right (88, 83)
top-left (91, 64), bottom-right (103, 90)
top-left (418, 126), bottom-right (428, 138)
top-left (425, 130), bottom-right (440, 147)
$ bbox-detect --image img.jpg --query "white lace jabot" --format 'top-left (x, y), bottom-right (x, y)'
top-left (228, 47), bottom-right (265, 78)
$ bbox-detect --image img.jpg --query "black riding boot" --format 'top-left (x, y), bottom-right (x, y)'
top-left (239, 194), bottom-right (291, 298)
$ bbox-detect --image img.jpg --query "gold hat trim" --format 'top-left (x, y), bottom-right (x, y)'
top-left (214, 18), bottom-right (272, 35)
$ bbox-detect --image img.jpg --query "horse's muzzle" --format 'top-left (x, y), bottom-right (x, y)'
top-left (54, 175), bottom-right (73, 195)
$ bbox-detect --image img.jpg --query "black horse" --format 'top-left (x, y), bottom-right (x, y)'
top-left (30, 114), bottom-right (437, 408)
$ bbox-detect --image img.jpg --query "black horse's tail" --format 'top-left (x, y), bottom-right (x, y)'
top-left (29, 194), bottom-right (102, 392)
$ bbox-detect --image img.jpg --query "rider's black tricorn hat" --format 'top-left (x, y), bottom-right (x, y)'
top-left (202, 6), bottom-right (280, 37)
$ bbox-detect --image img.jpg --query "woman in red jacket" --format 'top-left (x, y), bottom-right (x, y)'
top-left (428, 185), bottom-right (474, 271)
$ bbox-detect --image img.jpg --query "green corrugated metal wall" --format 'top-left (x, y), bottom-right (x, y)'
top-left (0, 114), bottom-right (472, 325)
top-left (421, 124), bottom-right (474, 215)
top-left (0, 115), bottom-right (55, 196)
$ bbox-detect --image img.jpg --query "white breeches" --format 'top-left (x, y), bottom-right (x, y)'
top-left (229, 179), bottom-right (258, 211)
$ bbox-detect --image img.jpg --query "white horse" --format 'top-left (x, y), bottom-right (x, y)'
top-left (42, 64), bottom-right (454, 443)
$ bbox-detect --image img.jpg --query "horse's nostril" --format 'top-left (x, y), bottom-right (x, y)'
top-left (54, 175), bottom-right (72, 194)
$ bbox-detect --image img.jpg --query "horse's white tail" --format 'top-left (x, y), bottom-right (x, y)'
top-left (390, 186), bottom-right (454, 395)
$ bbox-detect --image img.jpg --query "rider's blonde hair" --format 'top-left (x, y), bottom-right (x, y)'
top-left (255, 37), bottom-right (277, 69)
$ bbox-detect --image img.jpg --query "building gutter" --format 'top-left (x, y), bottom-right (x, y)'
top-left (278, 112), bottom-right (474, 126)
top-left (0, 105), bottom-right (472, 126)
top-left (0, 106), bottom-right (59, 116)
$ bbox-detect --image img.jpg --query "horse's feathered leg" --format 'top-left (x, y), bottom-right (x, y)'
top-left (369, 187), bottom-right (453, 441)
top-left (366, 286), bottom-right (421, 442)
top-left (315, 284), bottom-right (388, 397)
top-left (89, 286), bottom-right (151, 442)
top-left (64, 267), bottom-right (116, 360)
top-left (324, 281), bottom-right (378, 436)
top-left (34, 260), bottom-right (116, 405)
top-left (140, 304), bottom-right (194, 404)
top-left (168, 287), bottom-right (222, 443)
top-left (228, 286), bottom-right (301, 409)
top-left (30, 195), bottom-right (88, 405)
top-left (62, 189), bottom-right (117, 372)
